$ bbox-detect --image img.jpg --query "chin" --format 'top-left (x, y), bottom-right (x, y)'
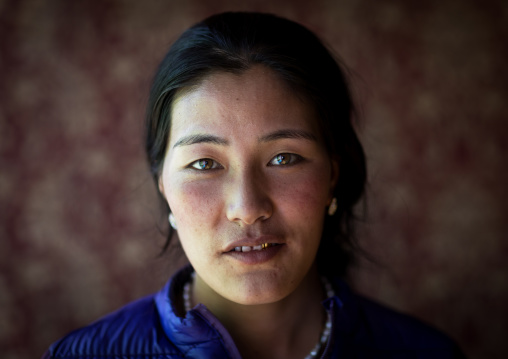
top-left (229, 293), bottom-right (286, 306)
top-left (221, 278), bottom-right (293, 306)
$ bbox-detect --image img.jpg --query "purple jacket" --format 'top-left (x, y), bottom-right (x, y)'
top-left (44, 266), bottom-right (465, 358)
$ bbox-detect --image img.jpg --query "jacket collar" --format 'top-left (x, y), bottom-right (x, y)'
top-left (155, 266), bottom-right (242, 357)
top-left (155, 266), bottom-right (358, 358)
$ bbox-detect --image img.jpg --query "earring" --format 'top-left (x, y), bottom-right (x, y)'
top-left (169, 212), bottom-right (177, 230)
top-left (328, 197), bottom-right (337, 216)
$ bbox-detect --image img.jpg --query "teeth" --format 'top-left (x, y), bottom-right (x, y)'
top-left (233, 243), bottom-right (274, 252)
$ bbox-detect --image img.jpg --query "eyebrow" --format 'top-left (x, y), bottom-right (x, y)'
top-left (173, 128), bottom-right (317, 148)
top-left (173, 134), bottom-right (229, 148)
top-left (259, 129), bottom-right (317, 143)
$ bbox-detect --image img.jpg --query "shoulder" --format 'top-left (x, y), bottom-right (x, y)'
top-left (356, 296), bottom-right (460, 351)
top-left (47, 295), bottom-right (184, 358)
top-left (330, 279), bottom-right (465, 358)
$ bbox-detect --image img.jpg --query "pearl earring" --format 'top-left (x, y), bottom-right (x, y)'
top-left (328, 197), bottom-right (337, 216)
top-left (169, 212), bottom-right (177, 230)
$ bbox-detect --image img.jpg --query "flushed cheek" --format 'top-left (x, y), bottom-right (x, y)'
top-left (272, 174), bottom-right (330, 256)
top-left (273, 171), bottom-right (331, 216)
top-left (170, 179), bottom-right (224, 224)
top-left (167, 179), bottom-right (226, 257)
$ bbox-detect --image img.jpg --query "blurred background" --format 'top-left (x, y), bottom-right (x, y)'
top-left (1, 0), bottom-right (507, 358)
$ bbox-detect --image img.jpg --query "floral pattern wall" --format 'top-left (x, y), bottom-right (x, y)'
top-left (1, 0), bottom-right (507, 358)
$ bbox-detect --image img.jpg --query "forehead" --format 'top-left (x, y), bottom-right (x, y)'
top-left (168, 66), bottom-right (322, 145)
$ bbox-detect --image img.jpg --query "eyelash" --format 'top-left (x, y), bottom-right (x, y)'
top-left (188, 153), bottom-right (303, 171)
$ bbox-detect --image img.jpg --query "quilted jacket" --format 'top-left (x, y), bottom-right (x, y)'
top-left (43, 266), bottom-right (465, 358)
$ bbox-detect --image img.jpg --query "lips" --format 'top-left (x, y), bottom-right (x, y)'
top-left (223, 236), bottom-right (283, 253)
top-left (225, 241), bottom-right (284, 265)
top-left (230, 243), bottom-right (280, 252)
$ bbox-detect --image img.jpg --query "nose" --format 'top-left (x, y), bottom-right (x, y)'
top-left (226, 166), bottom-right (273, 225)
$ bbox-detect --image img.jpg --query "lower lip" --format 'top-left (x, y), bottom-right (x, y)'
top-left (224, 244), bottom-right (284, 265)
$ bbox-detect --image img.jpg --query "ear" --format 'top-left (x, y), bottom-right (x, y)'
top-left (158, 177), bottom-right (166, 200)
top-left (329, 156), bottom-right (339, 202)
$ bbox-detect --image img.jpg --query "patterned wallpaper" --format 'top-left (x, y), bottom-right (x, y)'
top-left (1, 0), bottom-right (507, 358)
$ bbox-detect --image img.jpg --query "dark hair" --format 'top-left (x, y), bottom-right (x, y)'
top-left (145, 12), bottom-right (366, 277)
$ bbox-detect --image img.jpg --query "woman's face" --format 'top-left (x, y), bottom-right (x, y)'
top-left (160, 66), bottom-right (338, 305)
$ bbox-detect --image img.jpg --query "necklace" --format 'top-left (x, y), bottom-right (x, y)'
top-left (183, 273), bottom-right (334, 359)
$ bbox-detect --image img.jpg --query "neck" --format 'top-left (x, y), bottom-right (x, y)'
top-left (192, 266), bottom-right (327, 359)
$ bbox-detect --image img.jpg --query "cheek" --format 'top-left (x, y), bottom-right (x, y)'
top-left (166, 179), bottom-right (223, 235)
top-left (273, 168), bottom-right (331, 218)
top-left (165, 181), bottom-right (220, 270)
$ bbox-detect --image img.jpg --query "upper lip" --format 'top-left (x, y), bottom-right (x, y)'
top-left (223, 235), bottom-right (284, 253)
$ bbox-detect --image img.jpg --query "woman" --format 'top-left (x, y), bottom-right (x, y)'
top-left (44, 12), bottom-right (464, 359)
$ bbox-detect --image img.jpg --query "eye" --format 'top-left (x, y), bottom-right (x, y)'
top-left (269, 153), bottom-right (302, 166)
top-left (189, 158), bottom-right (221, 170)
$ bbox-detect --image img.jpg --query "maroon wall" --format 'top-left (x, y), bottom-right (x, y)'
top-left (1, 1), bottom-right (507, 358)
